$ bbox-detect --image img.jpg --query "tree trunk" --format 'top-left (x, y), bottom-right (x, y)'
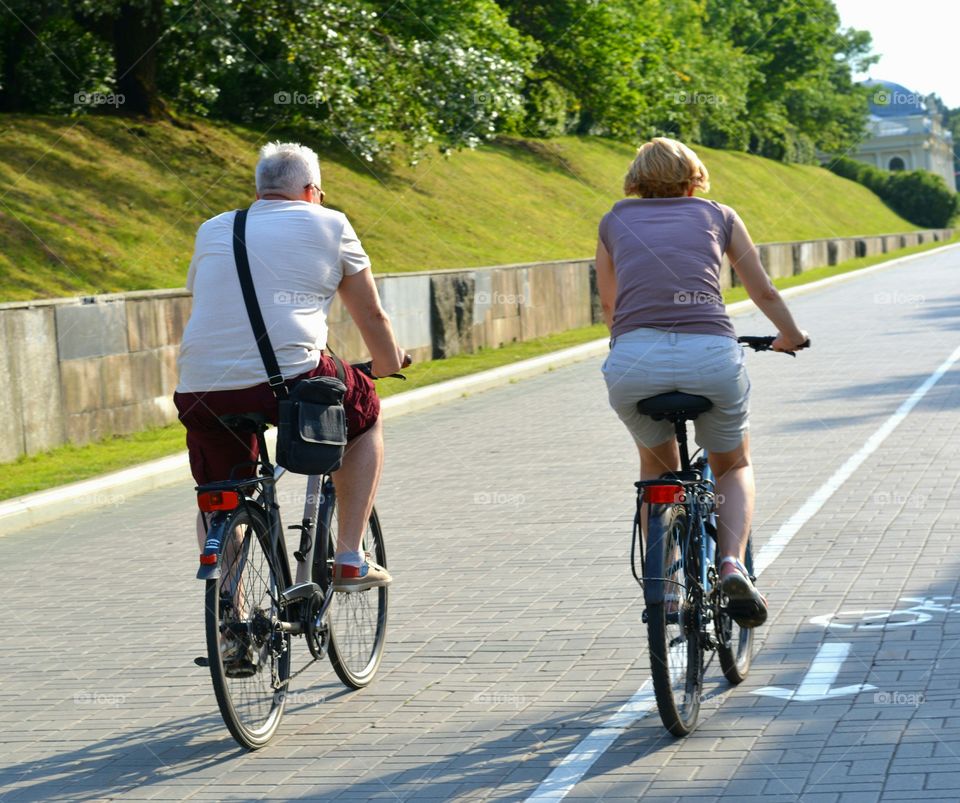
top-left (112, 0), bottom-right (167, 117)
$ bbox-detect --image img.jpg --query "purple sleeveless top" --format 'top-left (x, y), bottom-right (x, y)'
top-left (599, 197), bottom-right (739, 339)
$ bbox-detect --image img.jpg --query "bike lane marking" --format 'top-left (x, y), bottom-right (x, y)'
top-left (753, 642), bottom-right (877, 701)
top-left (525, 341), bottom-right (960, 802)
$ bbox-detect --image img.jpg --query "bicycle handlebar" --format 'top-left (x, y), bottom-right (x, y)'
top-left (351, 353), bottom-right (412, 380)
top-left (737, 335), bottom-right (811, 357)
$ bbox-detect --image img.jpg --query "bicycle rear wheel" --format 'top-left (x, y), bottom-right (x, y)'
top-left (717, 535), bottom-right (756, 684)
top-left (317, 500), bottom-right (388, 688)
top-left (204, 505), bottom-right (291, 749)
top-left (645, 504), bottom-right (702, 736)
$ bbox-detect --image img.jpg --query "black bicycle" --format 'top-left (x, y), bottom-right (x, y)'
top-left (194, 362), bottom-right (390, 749)
top-left (633, 335), bottom-right (808, 736)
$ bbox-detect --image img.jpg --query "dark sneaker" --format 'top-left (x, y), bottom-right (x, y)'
top-left (220, 634), bottom-right (257, 678)
top-left (720, 556), bottom-right (768, 629)
top-left (332, 560), bottom-right (392, 593)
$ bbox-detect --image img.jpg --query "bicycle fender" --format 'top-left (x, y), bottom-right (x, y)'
top-left (196, 510), bottom-right (234, 581)
top-left (642, 504), bottom-right (675, 607)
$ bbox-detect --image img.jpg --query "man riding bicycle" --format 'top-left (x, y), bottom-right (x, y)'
top-left (596, 137), bottom-right (809, 628)
top-left (174, 141), bottom-right (406, 592)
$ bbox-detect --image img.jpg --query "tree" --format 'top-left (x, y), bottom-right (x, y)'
top-left (703, 0), bottom-right (875, 160)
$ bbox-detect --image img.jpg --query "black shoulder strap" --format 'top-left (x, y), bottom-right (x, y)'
top-left (326, 349), bottom-right (347, 384)
top-left (232, 208), bottom-right (289, 401)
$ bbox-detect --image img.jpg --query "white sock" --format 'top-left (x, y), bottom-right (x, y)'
top-left (335, 549), bottom-right (364, 567)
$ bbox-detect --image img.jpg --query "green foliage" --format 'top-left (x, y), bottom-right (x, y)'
top-left (704, 0), bottom-right (875, 161)
top-left (828, 156), bottom-right (889, 196)
top-left (0, 0), bottom-right (879, 162)
top-left (520, 79), bottom-right (577, 137)
top-left (827, 157), bottom-right (958, 228)
top-left (884, 171), bottom-right (959, 228)
top-left (12, 17), bottom-right (114, 113)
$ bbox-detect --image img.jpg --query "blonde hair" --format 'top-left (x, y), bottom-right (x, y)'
top-left (623, 137), bottom-right (710, 198)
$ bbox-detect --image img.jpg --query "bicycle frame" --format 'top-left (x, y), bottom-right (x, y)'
top-left (195, 429), bottom-right (335, 623)
top-left (634, 433), bottom-right (720, 614)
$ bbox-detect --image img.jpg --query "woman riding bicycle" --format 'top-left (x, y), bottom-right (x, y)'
top-left (596, 137), bottom-right (808, 628)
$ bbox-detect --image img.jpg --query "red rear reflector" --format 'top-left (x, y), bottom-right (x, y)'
top-left (197, 490), bottom-right (240, 512)
top-left (645, 485), bottom-right (684, 504)
top-left (199, 554), bottom-right (218, 565)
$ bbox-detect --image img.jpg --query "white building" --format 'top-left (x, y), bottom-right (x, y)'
top-left (849, 80), bottom-right (956, 190)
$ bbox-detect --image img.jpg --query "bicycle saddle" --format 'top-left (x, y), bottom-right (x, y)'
top-left (219, 412), bottom-right (270, 433)
top-left (638, 392), bottom-right (713, 420)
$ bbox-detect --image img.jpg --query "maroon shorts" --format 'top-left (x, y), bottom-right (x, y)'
top-left (174, 357), bottom-right (380, 485)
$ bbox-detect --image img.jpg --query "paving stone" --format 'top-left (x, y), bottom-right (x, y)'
top-left (2, 247), bottom-right (960, 799)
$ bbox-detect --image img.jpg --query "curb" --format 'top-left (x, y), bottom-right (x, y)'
top-left (1, 240), bottom-right (956, 537)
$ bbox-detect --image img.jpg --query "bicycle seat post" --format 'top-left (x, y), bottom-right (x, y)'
top-left (674, 416), bottom-right (692, 472)
top-left (255, 429), bottom-right (273, 475)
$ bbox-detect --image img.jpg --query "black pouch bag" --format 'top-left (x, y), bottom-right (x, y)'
top-left (232, 207), bottom-right (348, 475)
top-left (276, 371), bottom-right (347, 474)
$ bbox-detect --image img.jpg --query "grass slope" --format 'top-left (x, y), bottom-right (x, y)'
top-left (0, 115), bottom-right (917, 301)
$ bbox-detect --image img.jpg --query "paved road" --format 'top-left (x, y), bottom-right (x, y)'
top-left (2, 246), bottom-right (960, 802)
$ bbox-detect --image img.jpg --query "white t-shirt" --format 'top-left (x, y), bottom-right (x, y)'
top-left (176, 200), bottom-right (370, 392)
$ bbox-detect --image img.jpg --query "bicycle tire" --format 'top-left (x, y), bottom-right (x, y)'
top-left (204, 505), bottom-right (291, 749)
top-left (317, 501), bottom-right (388, 689)
top-left (645, 504), bottom-right (702, 736)
top-left (717, 535), bottom-right (756, 684)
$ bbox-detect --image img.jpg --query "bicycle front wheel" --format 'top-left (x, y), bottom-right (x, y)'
top-left (318, 501), bottom-right (388, 688)
top-left (717, 534), bottom-right (756, 684)
top-left (204, 505), bottom-right (291, 749)
top-left (645, 504), bottom-right (702, 736)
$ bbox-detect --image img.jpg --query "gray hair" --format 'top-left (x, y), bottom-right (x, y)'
top-left (255, 141), bottom-right (321, 196)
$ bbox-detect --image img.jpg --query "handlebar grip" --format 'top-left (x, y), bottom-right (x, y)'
top-left (351, 361), bottom-right (408, 380)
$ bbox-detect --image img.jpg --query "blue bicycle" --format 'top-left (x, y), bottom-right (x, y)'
top-left (633, 335), bottom-right (802, 735)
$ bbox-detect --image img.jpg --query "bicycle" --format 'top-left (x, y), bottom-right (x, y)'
top-left (193, 362), bottom-right (392, 749)
top-left (631, 334), bottom-right (808, 736)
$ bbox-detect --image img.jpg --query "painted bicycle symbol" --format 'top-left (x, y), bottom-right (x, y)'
top-left (810, 596), bottom-right (960, 630)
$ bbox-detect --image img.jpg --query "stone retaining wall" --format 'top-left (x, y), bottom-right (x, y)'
top-left (0, 228), bottom-right (952, 460)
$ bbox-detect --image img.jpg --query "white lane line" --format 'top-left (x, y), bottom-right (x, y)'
top-left (753, 341), bottom-right (960, 574)
top-left (526, 681), bottom-right (656, 802)
top-left (526, 342), bottom-right (960, 802)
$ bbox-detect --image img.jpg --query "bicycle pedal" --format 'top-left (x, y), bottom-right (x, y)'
top-left (641, 609), bottom-right (649, 624)
top-left (194, 656), bottom-right (210, 667)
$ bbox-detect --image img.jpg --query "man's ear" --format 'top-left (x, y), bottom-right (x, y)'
top-left (255, 192), bottom-right (261, 200)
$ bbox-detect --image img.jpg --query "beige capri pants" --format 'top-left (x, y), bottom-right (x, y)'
top-left (602, 327), bottom-right (751, 454)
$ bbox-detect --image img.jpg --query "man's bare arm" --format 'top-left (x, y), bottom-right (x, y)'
top-left (337, 269), bottom-right (404, 377)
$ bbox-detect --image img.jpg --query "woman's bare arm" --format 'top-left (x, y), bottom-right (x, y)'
top-left (727, 217), bottom-right (808, 351)
top-left (596, 239), bottom-right (617, 332)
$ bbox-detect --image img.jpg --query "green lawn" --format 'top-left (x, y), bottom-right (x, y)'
top-left (0, 115), bottom-right (918, 301)
top-left (3, 235), bottom-right (955, 502)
